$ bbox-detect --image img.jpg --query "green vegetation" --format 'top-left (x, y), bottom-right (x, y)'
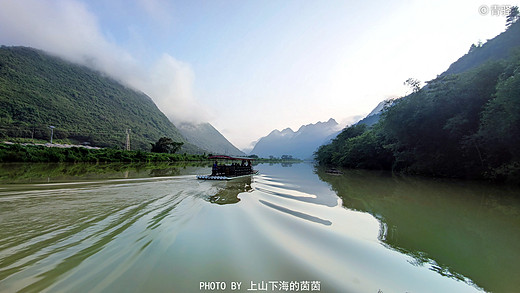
top-left (0, 143), bottom-right (207, 163)
top-left (151, 137), bottom-right (184, 154)
top-left (506, 6), bottom-right (519, 28)
top-left (316, 23), bottom-right (520, 183)
top-left (0, 46), bottom-right (201, 153)
top-left (443, 14), bottom-right (520, 75)
top-left (0, 161), bottom-right (209, 184)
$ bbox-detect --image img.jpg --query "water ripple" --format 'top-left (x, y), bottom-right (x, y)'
top-left (258, 199), bottom-right (332, 226)
top-left (0, 177), bottom-right (206, 292)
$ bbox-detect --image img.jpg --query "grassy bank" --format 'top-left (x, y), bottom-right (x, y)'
top-left (0, 143), bottom-right (208, 163)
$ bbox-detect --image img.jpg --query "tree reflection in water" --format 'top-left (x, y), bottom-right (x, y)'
top-left (316, 166), bottom-right (520, 293)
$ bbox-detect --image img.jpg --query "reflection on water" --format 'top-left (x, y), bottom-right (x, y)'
top-left (316, 167), bottom-right (520, 293)
top-left (0, 163), bottom-right (518, 292)
top-left (0, 162), bottom-right (210, 184)
top-left (208, 176), bottom-right (253, 205)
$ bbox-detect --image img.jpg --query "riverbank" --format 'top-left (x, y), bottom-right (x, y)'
top-left (0, 143), bottom-right (207, 163)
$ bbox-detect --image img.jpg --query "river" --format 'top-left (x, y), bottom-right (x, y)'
top-left (0, 162), bottom-right (519, 293)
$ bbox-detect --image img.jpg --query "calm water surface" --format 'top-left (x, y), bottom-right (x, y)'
top-left (0, 162), bottom-right (519, 293)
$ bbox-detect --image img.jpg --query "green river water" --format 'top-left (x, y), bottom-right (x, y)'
top-left (0, 162), bottom-right (519, 293)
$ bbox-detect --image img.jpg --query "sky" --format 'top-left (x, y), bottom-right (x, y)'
top-left (0, 0), bottom-right (516, 151)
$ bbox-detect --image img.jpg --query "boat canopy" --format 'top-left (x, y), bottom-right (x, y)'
top-left (209, 155), bottom-right (255, 161)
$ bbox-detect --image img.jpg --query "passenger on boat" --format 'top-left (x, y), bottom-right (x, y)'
top-left (212, 161), bottom-right (218, 176)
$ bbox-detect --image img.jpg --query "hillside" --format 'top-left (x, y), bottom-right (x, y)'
top-left (443, 21), bottom-right (520, 75)
top-left (0, 46), bottom-right (200, 152)
top-left (177, 122), bottom-right (244, 156)
top-left (354, 100), bottom-right (391, 127)
top-left (250, 118), bottom-right (340, 160)
top-left (316, 22), bottom-right (520, 182)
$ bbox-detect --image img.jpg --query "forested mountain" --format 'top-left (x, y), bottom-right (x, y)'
top-left (0, 46), bottom-right (201, 152)
top-left (177, 122), bottom-right (244, 156)
top-left (443, 20), bottom-right (520, 75)
top-left (251, 118), bottom-right (340, 160)
top-left (316, 22), bottom-right (520, 182)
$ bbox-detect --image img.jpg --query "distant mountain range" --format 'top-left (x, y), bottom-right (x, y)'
top-left (250, 118), bottom-right (341, 160)
top-left (177, 122), bottom-right (244, 156)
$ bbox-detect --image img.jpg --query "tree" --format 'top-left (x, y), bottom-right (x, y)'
top-left (281, 155), bottom-right (294, 160)
top-left (468, 40), bottom-right (483, 53)
top-left (150, 137), bottom-right (183, 154)
top-left (404, 78), bottom-right (422, 93)
top-left (506, 6), bottom-right (519, 27)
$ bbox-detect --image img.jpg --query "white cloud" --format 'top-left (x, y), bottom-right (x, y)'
top-left (0, 0), bottom-right (207, 124)
top-left (135, 54), bottom-right (211, 124)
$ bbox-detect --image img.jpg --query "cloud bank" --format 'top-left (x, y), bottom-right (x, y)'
top-left (0, 0), bottom-right (208, 124)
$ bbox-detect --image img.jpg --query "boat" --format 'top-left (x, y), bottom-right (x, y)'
top-left (197, 155), bottom-right (259, 180)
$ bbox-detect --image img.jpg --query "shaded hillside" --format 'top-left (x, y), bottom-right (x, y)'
top-left (316, 22), bottom-right (520, 182)
top-left (356, 114), bottom-right (380, 127)
top-left (0, 46), bottom-right (199, 152)
top-left (251, 118), bottom-right (340, 160)
top-left (177, 122), bottom-right (244, 156)
top-left (355, 100), bottom-right (392, 127)
top-left (443, 21), bottom-right (520, 75)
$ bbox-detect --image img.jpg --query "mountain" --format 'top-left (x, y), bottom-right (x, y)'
top-left (355, 100), bottom-right (390, 127)
top-left (250, 118), bottom-right (341, 160)
top-left (315, 22), bottom-right (520, 182)
top-left (353, 24), bottom-right (520, 131)
top-left (177, 122), bottom-right (244, 156)
top-left (353, 22), bottom-right (520, 130)
top-left (442, 21), bottom-right (520, 76)
top-left (0, 46), bottom-right (202, 153)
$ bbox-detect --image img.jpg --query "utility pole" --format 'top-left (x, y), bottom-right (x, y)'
top-left (125, 129), bottom-right (131, 151)
top-left (49, 126), bottom-right (55, 144)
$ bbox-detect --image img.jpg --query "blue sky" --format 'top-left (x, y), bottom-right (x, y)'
top-left (0, 0), bottom-right (515, 150)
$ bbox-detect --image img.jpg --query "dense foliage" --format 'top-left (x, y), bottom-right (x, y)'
top-left (0, 46), bottom-right (200, 153)
top-left (151, 137), bottom-right (184, 154)
top-left (0, 143), bottom-right (207, 163)
top-left (443, 18), bottom-right (520, 75)
top-left (316, 25), bottom-right (520, 183)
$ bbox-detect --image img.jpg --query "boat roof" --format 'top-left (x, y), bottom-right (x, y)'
top-left (209, 155), bottom-right (255, 161)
